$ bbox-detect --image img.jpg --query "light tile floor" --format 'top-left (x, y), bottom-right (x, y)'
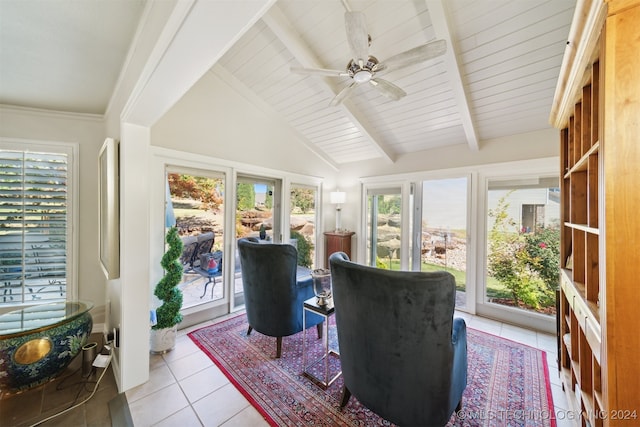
top-left (125, 310), bottom-right (576, 427)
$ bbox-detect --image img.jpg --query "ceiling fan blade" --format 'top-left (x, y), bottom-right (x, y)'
top-left (330, 82), bottom-right (358, 106)
top-left (290, 67), bottom-right (349, 77)
top-left (379, 39), bottom-right (447, 71)
top-left (345, 11), bottom-right (369, 66)
top-left (370, 78), bottom-right (406, 101)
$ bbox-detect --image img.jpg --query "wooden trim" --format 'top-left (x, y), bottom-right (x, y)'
top-left (605, 0), bottom-right (640, 15)
top-left (549, 0), bottom-right (607, 129)
top-left (603, 2), bottom-right (640, 420)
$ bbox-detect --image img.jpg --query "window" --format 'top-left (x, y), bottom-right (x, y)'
top-left (360, 160), bottom-right (558, 330)
top-left (484, 176), bottom-right (560, 316)
top-left (365, 187), bottom-right (402, 269)
top-left (290, 184), bottom-right (317, 269)
top-left (166, 169), bottom-right (226, 310)
top-left (419, 177), bottom-right (469, 309)
top-left (0, 144), bottom-right (75, 306)
top-left (235, 175), bottom-right (280, 306)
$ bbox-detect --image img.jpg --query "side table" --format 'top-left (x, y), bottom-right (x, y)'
top-left (193, 267), bottom-right (222, 299)
top-left (324, 231), bottom-right (355, 268)
top-left (302, 297), bottom-right (341, 389)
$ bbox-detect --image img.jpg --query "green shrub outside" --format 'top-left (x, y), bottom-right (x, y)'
top-left (291, 230), bottom-right (313, 268)
top-left (487, 194), bottom-right (559, 310)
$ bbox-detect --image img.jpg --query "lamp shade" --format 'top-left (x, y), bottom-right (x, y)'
top-left (330, 191), bottom-right (346, 205)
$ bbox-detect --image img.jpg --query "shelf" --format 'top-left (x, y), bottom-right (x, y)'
top-left (563, 222), bottom-right (599, 235)
top-left (594, 390), bottom-right (604, 411)
top-left (564, 141), bottom-right (600, 177)
top-left (561, 272), bottom-right (600, 329)
top-left (582, 391), bottom-right (596, 425)
top-left (571, 359), bottom-right (581, 383)
top-left (563, 333), bottom-right (571, 354)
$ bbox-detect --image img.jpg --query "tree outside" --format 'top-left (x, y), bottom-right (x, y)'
top-left (291, 188), bottom-right (314, 214)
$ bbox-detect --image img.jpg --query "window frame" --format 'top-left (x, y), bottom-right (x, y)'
top-left (0, 138), bottom-right (79, 309)
top-left (479, 172), bottom-right (560, 327)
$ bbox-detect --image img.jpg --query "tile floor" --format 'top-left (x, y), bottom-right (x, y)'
top-left (1, 311), bottom-right (576, 427)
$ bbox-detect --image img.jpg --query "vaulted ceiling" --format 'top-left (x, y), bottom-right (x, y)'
top-left (0, 0), bottom-right (576, 166)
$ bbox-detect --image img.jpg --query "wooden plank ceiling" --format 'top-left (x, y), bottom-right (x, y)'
top-left (216, 0), bottom-right (576, 166)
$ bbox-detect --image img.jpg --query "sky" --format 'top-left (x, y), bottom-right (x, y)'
top-left (422, 177), bottom-right (467, 230)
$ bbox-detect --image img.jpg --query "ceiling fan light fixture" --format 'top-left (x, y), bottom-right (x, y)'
top-left (293, 11), bottom-right (447, 107)
top-left (347, 55), bottom-right (378, 84)
top-left (353, 70), bottom-right (372, 83)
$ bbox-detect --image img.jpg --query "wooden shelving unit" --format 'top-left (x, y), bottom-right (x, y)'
top-left (552, 0), bottom-right (640, 425)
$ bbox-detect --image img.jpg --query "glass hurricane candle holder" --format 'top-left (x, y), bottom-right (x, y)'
top-left (311, 268), bottom-right (332, 306)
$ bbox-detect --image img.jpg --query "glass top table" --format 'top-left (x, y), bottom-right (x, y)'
top-left (0, 300), bottom-right (93, 337)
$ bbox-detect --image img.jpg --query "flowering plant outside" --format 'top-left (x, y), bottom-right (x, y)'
top-left (488, 194), bottom-right (559, 310)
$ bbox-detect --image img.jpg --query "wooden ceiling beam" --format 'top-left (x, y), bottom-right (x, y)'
top-left (426, 0), bottom-right (480, 151)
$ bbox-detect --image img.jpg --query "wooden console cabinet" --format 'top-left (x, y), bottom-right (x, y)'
top-left (324, 231), bottom-right (355, 268)
top-left (551, 0), bottom-right (640, 425)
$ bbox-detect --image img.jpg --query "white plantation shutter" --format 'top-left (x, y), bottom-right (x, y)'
top-left (0, 148), bottom-right (70, 305)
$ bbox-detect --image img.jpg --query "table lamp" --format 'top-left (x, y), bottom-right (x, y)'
top-left (330, 190), bottom-right (346, 232)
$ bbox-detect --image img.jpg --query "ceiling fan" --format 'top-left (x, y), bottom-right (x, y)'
top-left (291, 11), bottom-right (447, 106)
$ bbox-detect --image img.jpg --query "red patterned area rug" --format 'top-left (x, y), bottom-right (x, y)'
top-left (189, 313), bottom-right (556, 427)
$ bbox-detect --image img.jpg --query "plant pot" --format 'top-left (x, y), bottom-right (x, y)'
top-left (150, 325), bottom-right (177, 354)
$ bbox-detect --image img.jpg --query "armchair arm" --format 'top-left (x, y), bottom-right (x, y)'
top-left (296, 275), bottom-right (313, 292)
top-left (452, 317), bottom-right (466, 346)
top-left (449, 317), bottom-right (468, 412)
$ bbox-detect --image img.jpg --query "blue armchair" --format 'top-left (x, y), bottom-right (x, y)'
top-left (238, 238), bottom-right (323, 358)
top-left (329, 252), bottom-right (467, 426)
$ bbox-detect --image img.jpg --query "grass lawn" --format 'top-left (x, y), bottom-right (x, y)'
top-left (382, 260), bottom-right (513, 299)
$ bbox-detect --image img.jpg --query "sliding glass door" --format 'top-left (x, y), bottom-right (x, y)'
top-left (484, 176), bottom-right (560, 319)
top-left (290, 184), bottom-right (317, 269)
top-left (359, 160), bottom-right (559, 330)
top-left (234, 175), bottom-right (281, 306)
top-left (365, 188), bottom-right (402, 270)
top-left (419, 177), bottom-right (469, 309)
top-left (166, 168), bottom-right (226, 310)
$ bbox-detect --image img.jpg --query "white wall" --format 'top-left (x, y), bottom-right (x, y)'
top-left (151, 70), bottom-right (339, 179)
top-left (0, 107), bottom-right (107, 322)
top-left (342, 128), bottom-right (558, 179)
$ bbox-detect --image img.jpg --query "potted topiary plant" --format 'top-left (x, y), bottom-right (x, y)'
top-left (150, 226), bottom-right (184, 353)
